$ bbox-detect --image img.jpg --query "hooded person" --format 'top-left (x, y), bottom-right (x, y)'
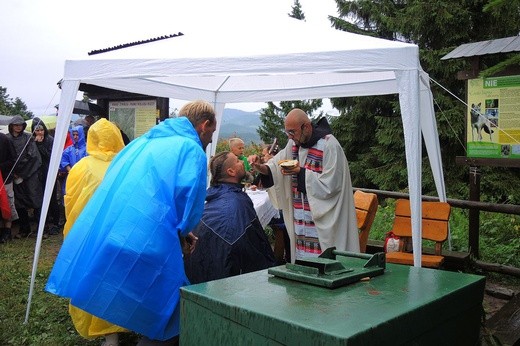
top-left (7, 115), bottom-right (43, 237)
top-left (31, 117), bottom-right (54, 173)
top-left (63, 118), bottom-right (127, 346)
top-left (32, 117), bottom-right (61, 234)
top-left (59, 125), bottom-right (87, 196)
top-left (45, 100), bottom-right (217, 343)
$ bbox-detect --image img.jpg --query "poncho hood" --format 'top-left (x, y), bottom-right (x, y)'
top-left (70, 125), bottom-right (86, 148)
top-left (8, 115), bottom-right (27, 134)
top-left (31, 117), bottom-right (49, 136)
top-left (145, 117), bottom-right (202, 147)
top-left (301, 117), bottom-right (332, 149)
top-left (86, 119), bottom-right (125, 161)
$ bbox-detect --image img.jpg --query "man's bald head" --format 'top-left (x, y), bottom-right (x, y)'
top-left (285, 108), bottom-right (310, 126)
top-left (284, 108), bottom-right (312, 146)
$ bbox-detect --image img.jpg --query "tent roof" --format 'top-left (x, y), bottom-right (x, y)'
top-left (45, 14), bottom-right (444, 274)
top-left (63, 15), bottom-right (420, 104)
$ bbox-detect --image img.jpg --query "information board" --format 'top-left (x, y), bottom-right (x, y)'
top-left (109, 100), bottom-right (158, 141)
top-left (467, 75), bottom-right (520, 159)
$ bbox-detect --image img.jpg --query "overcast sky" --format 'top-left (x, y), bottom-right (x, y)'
top-left (1, 0), bottom-right (339, 116)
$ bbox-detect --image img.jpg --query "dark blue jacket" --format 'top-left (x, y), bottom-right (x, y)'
top-left (185, 183), bottom-right (275, 284)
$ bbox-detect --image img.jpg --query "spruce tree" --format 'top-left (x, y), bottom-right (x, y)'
top-left (327, 0), bottom-right (520, 201)
top-left (0, 86), bottom-right (33, 119)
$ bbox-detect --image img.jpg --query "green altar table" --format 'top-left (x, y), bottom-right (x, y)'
top-left (180, 258), bottom-right (485, 345)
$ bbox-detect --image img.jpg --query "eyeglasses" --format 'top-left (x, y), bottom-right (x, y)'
top-left (284, 124), bottom-right (304, 137)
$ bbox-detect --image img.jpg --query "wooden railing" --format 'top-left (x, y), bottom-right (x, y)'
top-left (355, 188), bottom-right (520, 215)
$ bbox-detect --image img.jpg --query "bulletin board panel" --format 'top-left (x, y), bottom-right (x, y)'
top-left (467, 75), bottom-right (520, 159)
top-left (109, 99), bottom-right (158, 141)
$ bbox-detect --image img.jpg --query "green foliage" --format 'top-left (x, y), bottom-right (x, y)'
top-left (257, 100), bottom-right (323, 150)
top-left (215, 138), bottom-right (263, 157)
top-left (369, 198), bottom-right (396, 241)
top-left (480, 54), bottom-right (520, 78)
top-left (257, 102), bottom-right (288, 149)
top-left (478, 212), bottom-right (520, 268)
top-left (327, 0), bottom-right (520, 202)
top-left (332, 0), bottom-right (402, 40)
top-left (289, 0), bottom-right (305, 20)
top-left (0, 86), bottom-right (34, 119)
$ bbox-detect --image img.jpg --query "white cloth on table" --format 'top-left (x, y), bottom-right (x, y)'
top-left (246, 189), bottom-right (280, 229)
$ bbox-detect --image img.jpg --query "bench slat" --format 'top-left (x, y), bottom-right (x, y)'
top-left (386, 252), bottom-right (445, 268)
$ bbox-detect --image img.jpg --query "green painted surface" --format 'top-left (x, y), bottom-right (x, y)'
top-left (268, 252), bottom-right (385, 288)
top-left (181, 263), bottom-right (485, 345)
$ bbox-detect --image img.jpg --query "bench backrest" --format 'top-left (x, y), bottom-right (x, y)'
top-left (354, 190), bottom-right (378, 253)
top-left (391, 199), bottom-right (451, 255)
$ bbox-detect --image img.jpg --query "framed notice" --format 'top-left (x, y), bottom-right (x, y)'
top-left (467, 75), bottom-right (520, 159)
top-left (109, 100), bottom-right (158, 141)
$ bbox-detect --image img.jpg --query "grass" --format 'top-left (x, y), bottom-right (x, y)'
top-left (0, 234), bottom-right (140, 345)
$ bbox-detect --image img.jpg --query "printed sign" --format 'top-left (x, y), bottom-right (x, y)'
top-left (109, 100), bottom-right (158, 141)
top-left (467, 75), bottom-right (520, 159)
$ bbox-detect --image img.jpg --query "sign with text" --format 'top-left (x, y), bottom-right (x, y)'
top-left (467, 75), bottom-right (520, 159)
top-left (109, 100), bottom-right (158, 141)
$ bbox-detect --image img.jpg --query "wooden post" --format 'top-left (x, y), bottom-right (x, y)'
top-left (468, 166), bottom-right (480, 258)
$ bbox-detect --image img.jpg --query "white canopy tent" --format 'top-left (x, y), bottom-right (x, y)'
top-left (26, 14), bottom-right (446, 321)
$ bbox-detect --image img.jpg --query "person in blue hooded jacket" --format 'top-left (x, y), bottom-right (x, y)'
top-left (184, 151), bottom-right (276, 285)
top-left (59, 125), bottom-right (87, 196)
top-left (45, 100), bottom-right (216, 344)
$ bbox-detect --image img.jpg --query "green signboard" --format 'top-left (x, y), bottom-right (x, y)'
top-left (467, 75), bottom-right (520, 159)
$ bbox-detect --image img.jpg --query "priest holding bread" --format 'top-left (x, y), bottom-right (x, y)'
top-left (249, 108), bottom-right (359, 261)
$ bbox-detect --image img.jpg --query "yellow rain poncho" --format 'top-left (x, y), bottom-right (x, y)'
top-left (63, 118), bottom-right (126, 339)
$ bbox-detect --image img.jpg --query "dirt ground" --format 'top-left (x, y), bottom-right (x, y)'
top-left (483, 280), bottom-right (519, 318)
top-left (481, 280), bottom-right (520, 345)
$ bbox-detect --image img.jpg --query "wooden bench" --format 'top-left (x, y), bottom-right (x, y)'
top-left (354, 190), bottom-right (378, 253)
top-left (385, 199), bottom-right (451, 268)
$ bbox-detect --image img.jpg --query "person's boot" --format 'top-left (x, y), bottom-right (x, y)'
top-left (0, 228), bottom-right (12, 243)
top-left (14, 226), bottom-right (31, 239)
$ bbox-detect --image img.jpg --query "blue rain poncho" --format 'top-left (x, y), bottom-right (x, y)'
top-left (46, 117), bottom-right (208, 340)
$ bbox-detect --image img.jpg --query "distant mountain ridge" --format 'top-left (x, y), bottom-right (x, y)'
top-left (219, 108), bottom-right (262, 144)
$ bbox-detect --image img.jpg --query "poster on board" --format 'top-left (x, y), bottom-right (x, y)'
top-left (109, 100), bottom-right (158, 141)
top-left (467, 75), bottom-right (520, 159)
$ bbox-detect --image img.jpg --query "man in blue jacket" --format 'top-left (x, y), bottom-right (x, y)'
top-left (184, 151), bottom-right (275, 284)
top-left (46, 100), bottom-right (216, 344)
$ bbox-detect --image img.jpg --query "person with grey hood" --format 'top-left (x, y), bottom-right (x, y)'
top-left (7, 115), bottom-right (43, 237)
